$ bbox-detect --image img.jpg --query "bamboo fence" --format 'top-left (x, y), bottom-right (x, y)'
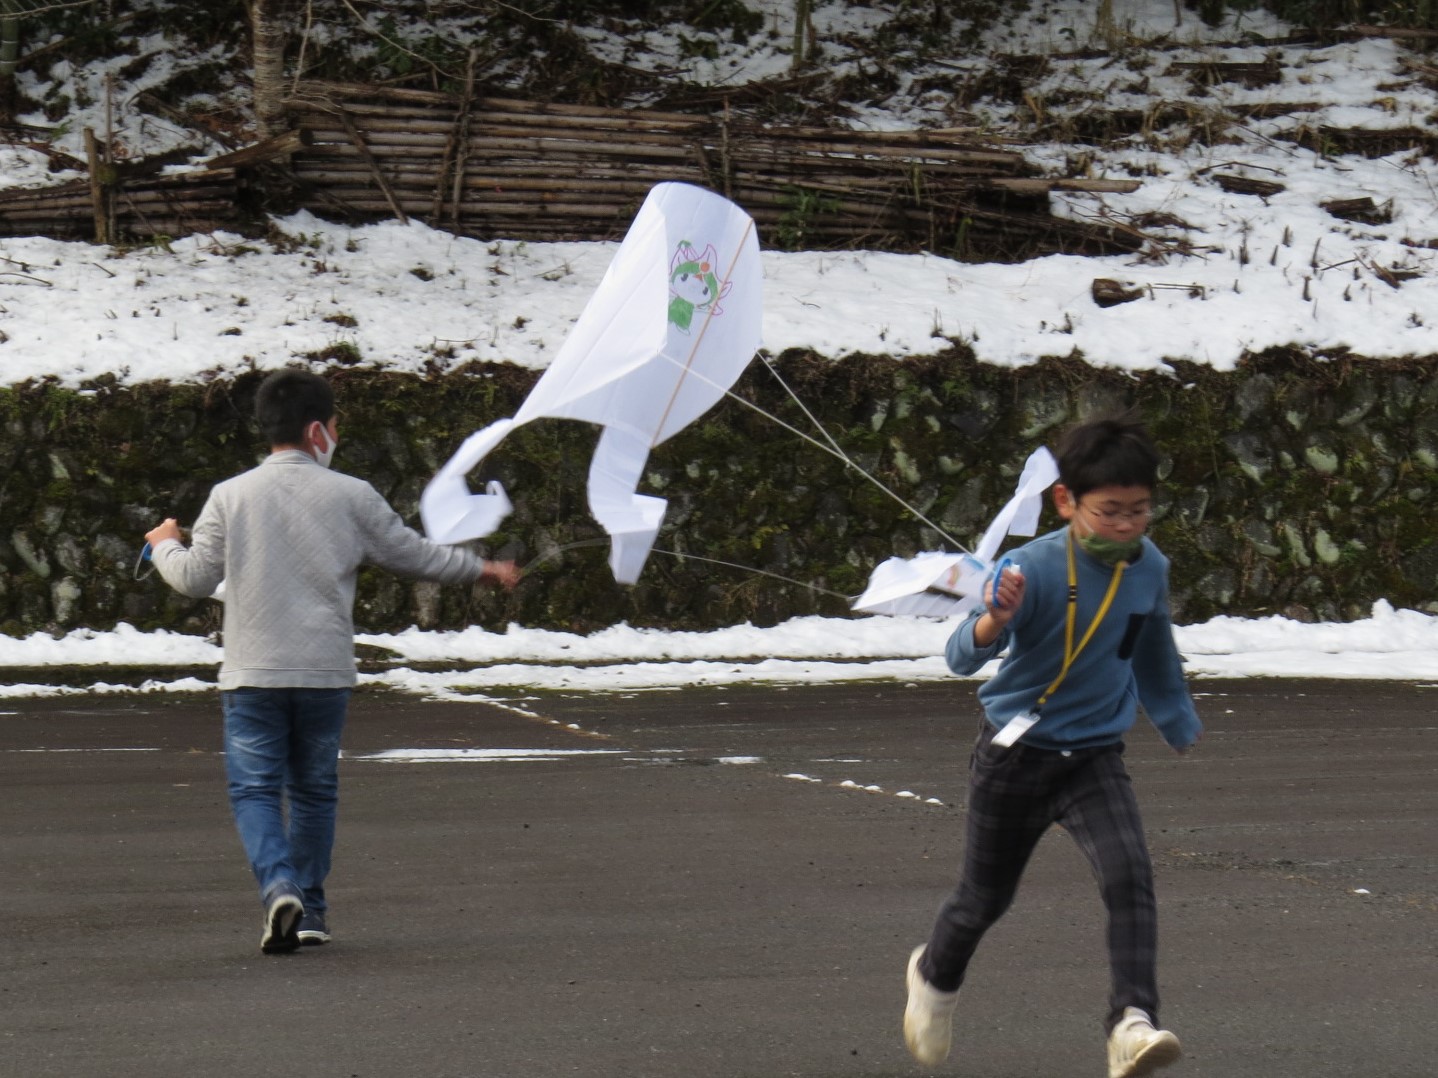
top-left (0, 81), bottom-right (1143, 259)
top-left (278, 81), bottom-right (1141, 259)
top-left (0, 165), bottom-right (239, 242)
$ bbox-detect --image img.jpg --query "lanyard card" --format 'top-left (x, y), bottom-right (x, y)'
top-left (992, 711), bottom-right (1039, 748)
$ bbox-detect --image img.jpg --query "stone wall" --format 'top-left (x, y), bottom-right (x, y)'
top-left (4, 346), bottom-right (1437, 637)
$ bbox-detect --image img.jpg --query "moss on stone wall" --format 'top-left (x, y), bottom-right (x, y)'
top-left (4, 347), bottom-right (1437, 637)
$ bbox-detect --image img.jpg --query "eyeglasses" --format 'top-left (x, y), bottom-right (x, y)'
top-left (1079, 502), bottom-right (1153, 524)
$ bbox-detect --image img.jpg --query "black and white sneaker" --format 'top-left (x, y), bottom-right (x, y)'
top-left (260, 880), bottom-right (304, 954)
top-left (296, 911), bottom-right (331, 946)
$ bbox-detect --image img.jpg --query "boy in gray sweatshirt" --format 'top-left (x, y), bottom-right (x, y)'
top-left (146, 369), bottom-right (518, 954)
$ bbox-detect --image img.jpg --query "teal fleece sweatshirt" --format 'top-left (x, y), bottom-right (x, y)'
top-left (946, 527), bottom-right (1201, 752)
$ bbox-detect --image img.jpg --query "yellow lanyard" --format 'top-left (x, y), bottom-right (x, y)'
top-left (1034, 529), bottom-right (1127, 711)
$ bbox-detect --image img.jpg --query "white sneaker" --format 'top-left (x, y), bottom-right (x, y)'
top-left (1107, 1007), bottom-right (1182, 1078)
top-left (903, 944), bottom-right (959, 1066)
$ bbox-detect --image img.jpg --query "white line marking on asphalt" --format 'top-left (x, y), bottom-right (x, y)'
top-left (7, 747), bottom-right (161, 753)
top-left (353, 747), bottom-right (625, 763)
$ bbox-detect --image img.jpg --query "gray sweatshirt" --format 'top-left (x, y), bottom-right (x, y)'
top-left (153, 450), bottom-right (485, 689)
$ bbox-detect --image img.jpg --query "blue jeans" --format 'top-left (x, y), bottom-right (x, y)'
top-left (221, 687), bottom-right (351, 913)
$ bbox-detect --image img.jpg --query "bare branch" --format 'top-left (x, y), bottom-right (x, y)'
top-left (0, 270), bottom-right (53, 286)
top-left (335, 0), bottom-right (463, 81)
top-left (3, 0), bottom-right (95, 15)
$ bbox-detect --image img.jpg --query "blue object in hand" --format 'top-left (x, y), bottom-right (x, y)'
top-left (990, 556), bottom-right (1013, 608)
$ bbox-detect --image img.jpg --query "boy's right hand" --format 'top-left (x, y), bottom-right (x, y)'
top-left (972, 565), bottom-right (1024, 648)
top-left (145, 518), bottom-right (184, 547)
top-left (986, 564), bottom-right (1025, 625)
top-left (481, 559), bottom-right (521, 590)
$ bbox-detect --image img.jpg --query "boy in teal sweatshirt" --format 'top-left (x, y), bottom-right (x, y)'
top-left (904, 415), bottom-right (1200, 1078)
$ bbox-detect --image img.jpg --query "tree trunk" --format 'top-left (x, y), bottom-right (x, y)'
top-left (0, 1), bottom-right (20, 125)
top-left (790, 0), bottom-right (812, 72)
top-left (249, 0), bottom-right (290, 138)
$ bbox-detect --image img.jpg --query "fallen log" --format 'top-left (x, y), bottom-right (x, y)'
top-left (1297, 125), bottom-right (1438, 157)
top-left (1320, 196), bottom-right (1391, 224)
top-left (203, 129), bottom-right (311, 170)
top-left (1092, 278), bottom-right (1144, 307)
top-left (0, 119), bottom-right (59, 140)
top-left (1211, 173), bottom-right (1286, 197)
top-left (1166, 59), bottom-right (1282, 88)
top-left (985, 177), bottom-right (1143, 194)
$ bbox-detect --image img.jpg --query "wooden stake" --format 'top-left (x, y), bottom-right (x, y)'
top-left (83, 127), bottom-right (109, 244)
top-left (449, 48), bottom-right (479, 229)
top-left (340, 108), bottom-right (408, 224)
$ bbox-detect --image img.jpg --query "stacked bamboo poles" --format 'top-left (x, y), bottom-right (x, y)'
top-left (282, 81), bottom-right (1139, 258)
top-left (0, 167), bottom-right (238, 241)
top-left (0, 81), bottom-right (1141, 258)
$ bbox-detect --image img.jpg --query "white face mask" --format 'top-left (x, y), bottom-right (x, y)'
top-left (309, 421), bottom-right (338, 469)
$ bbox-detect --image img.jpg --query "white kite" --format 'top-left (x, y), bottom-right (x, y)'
top-left (421, 182), bottom-right (763, 584)
top-left (851, 446), bottom-right (1060, 617)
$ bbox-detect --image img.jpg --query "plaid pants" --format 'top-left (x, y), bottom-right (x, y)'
top-left (920, 720), bottom-right (1160, 1032)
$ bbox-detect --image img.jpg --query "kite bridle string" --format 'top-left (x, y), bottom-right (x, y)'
top-left (757, 353), bottom-right (850, 462)
top-left (651, 349), bottom-right (971, 554)
top-left (752, 354), bottom-right (973, 551)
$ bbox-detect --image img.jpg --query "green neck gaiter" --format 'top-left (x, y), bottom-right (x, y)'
top-left (1075, 530), bottom-right (1142, 567)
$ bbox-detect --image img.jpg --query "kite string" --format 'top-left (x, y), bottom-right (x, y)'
top-left (651, 349), bottom-right (971, 554)
top-left (519, 538), bottom-right (853, 601)
top-left (520, 538), bottom-right (611, 574)
top-left (649, 548), bottom-right (854, 601)
top-left (757, 352), bottom-right (849, 462)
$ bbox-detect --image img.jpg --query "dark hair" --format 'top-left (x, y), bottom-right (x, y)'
top-left (1055, 413), bottom-right (1160, 499)
top-left (255, 369), bottom-right (335, 447)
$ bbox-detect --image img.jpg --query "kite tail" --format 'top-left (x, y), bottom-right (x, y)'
top-left (587, 425), bottom-right (666, 585)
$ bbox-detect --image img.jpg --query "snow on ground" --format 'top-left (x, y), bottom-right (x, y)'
top-left (5, 4), bottom-right (1438, 383)
top-left (3, 601), bottom-right (1438, 699)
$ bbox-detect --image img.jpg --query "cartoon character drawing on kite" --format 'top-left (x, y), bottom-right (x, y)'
top-left (667, 240), bottom-right (733, 333)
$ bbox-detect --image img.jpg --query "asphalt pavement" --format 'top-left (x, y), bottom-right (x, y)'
top-left (1, 678), bottom-right (1434, 1078)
